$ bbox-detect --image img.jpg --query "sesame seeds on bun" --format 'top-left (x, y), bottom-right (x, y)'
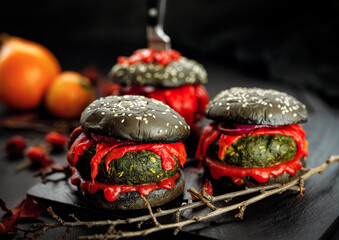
top-left (80, 95), bottom-right (190, 143)
top-left (206, 87), bottom-right (308, 125)
top-left (108, 57), bottom-right (207, 87)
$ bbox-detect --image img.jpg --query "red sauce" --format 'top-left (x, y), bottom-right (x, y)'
top-left (119, 84), bottom-right (209, 134)
top-left (117, 48), bottom-right (181, 66)
top-left (195, 123), bottom-right (308, 185)
top-left (67, 132), bottom-right (95, 167)
top-left (71, 168), bottom-right (180, 202)
top-left (67, 128), bottom-right (187, 182)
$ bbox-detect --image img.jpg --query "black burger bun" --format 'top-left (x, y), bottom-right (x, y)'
top-left (108, 57), bottom-right (207, 88)
top-left (78, 170), bottom-right (185, 210)
top-left (80, 95), bottom-right (190, 143)
top-left (206, 87), bottom-right (308, 125)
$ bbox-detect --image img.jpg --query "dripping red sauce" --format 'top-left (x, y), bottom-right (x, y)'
top-left (118, 84), bottom-right (209, 134)
top-left (71, 168), bottom-right (180, 202)
top-left (195, 123), bottom-right (308, 185)
top-left (117, 48), bottom-right (181, 66)
top-left (67, 127), bottom-right (187, 182)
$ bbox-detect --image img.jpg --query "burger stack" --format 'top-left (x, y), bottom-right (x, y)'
top-left (67, 95), bottom-right (189, 210)
top-left (196, 87), bottom-right (308, 187)
top-left (108, 49), bottom-right (209, 134)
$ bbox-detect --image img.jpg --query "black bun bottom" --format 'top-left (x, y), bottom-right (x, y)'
top-left (78, 170), bottom-right (185, 210)
top-left (206, 158), bottom-right (306, 189)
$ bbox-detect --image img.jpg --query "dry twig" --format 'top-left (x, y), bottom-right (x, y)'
top-left (20, 155), bottom-right (339, 240)
top-left (140, 195), bottom-right (160, 227)
top-left (188, 188), bottom-right (217, 211)
top-left (34, 165), bottom-right (71, 183)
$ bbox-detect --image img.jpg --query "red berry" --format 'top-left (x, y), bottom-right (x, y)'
top-left (138, 49), bottom-right (155, 63)
top-left (26, 146), bottom-right (54, 168)
top-left (127, 54), bottom-right (142, 65)
top-left (5, 136), bottom-right (27, 157)
top-left (81, 65), bottom-right (101, 84)
top-left (153, 51), bottom-right (162, 63)
top-left (169, 49), bottom-right (181, 60)
top-left (157, 51), bottom-right (171, 65)
top-left (117, 56), bottom-right (128, 64)
top-left (117, 49), bottom-right (181, 66)
top-left (45, 131), bottom-right (67, 149)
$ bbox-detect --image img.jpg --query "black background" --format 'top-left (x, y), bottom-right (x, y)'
top-left (1, 1), bottom-right (339, 239)
top-left (1, 0), bottom-right (339, 106)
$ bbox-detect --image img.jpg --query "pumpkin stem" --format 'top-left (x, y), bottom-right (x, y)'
top-left (0, 33), bottom-right (12, 46)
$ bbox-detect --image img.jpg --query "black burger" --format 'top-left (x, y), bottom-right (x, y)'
top-left (67, 95), bottom-right (190, 210)
top-left (108, 49), bottom-right (209, 134)
top-left (196, 87), bottom-right (308, 187)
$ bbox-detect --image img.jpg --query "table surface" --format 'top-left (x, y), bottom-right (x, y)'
top-left (0, 64), bottom-right (339, 240)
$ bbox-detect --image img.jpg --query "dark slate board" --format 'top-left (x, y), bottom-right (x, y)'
top-left (27, 90), bottom-right (339, 240)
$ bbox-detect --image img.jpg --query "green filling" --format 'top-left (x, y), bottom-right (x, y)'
top-left (75, 145), bottom-right (180, 185)
top-left (207, 134), bottom-right (297, 168)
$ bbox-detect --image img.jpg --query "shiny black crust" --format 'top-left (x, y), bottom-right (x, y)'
top-left (80, 95), bottom-right (190, 143)
top-left (78, 170), bottom-right (185, 210)
top-left (206, 87), bottom-right (308, 125)
top-left (108, 57), bottom-right (207, 87)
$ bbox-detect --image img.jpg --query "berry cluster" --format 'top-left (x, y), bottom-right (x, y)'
top-left (4, 131), bottom-right (67, 171)
top-left (117, 49), bottom-right (181, 66)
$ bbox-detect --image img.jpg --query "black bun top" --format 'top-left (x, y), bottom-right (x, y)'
top-left (206, 87), bottom-right (308, 125)
top-left (108, 57), bottom-right (207, 87)
top-left (80, 95), bottom-right (190, 143)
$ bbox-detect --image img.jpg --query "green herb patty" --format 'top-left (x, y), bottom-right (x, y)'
top-left (207, 134), bottom-right (297, 168)
top-left (76, 145), bottom-right (180, 185)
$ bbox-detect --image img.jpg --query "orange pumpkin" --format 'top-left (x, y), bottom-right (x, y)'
top-left (45, 71), bottom-right (95, 119)
top-left (0, 35), bottom-right (61, 110)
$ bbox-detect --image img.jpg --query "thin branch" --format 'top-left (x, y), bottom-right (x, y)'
top-left (59, 227), bottom-right (72, 240)
top-left (173, 210), bottom-right (181, 236)
top-left (188, 187), bottom-right (217, 211)
top-left (47, 206), bottom-right (64, 224)
top-left (235, 205), bottom-right (246, 220)
top-left (18, 155), bottom-right (339, 240)
top-left (77, 155), bottom-right (339, 239)
top-left (140, 195), bottom-right (160, 227)
top-left (69, 213), bottom-right (81, 223)
top-left (34, 165), bottom-right (71, 184)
